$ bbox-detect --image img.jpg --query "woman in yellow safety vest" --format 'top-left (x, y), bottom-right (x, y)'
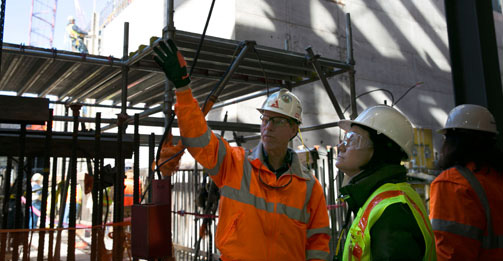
top-left (335, 105), bottom-right (436, 260)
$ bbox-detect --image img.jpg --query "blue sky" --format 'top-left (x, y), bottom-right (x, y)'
top-left (4, 0), bottom-right (103, 51)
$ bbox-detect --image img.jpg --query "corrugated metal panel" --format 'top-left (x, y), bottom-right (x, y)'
top-left (0, 30), bottom-right (350, 111)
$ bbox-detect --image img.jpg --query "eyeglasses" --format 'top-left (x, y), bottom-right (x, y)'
top-left (339, 131), bottom-right (373, 150)
top-left (260, 115), bottom-right (291, 127)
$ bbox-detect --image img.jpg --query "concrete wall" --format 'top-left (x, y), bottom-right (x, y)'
top-left (98, 0), bottom-right (479, 159)
top-left (230, 0), bottom-right (454, 154)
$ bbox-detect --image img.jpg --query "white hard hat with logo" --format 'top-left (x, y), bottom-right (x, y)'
top-left (338, 105), bottom-right (414, 158)
top-left (257, 88), bottom-right (302, 123)
top-left (437, 104), bottom-right (498, 134)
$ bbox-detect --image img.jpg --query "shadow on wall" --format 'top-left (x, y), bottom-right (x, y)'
top-left (224, 0), bottom-right (453, 152)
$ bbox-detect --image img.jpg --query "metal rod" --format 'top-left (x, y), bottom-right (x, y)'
top-left (0, 0), bottom-right (6, 75)
top-left (0, 155), bottom-right (11, 260)
top-left (100, 105), bottom-right (162, 132)
top-left (38, 109), bottom-right (53, 260)
top-left (229, 121), bottom-right (339, 143)
top-left (346, 13), bottom-right (357, 120)
top-left (2, 43), bottom-right (123, 67)
top-left (134, 114), bottom-right (140, 205)
top-left (211, 87), bottom-right (280, 110)
top-left (1, 156), bottom-right (11, 229)
top-left (48, 154), bottom-right (57, 260)
top-left (113, 21), bottom-right (130, 259)
top-left (68, 104), bottom-right (81, 261)
top-left (201, 41), bottom-right (254, 115)
top-left (305, 46), bottom-right (345, 120)
top-left (91, 112), bottom-right (101, 261)
top-left (148, 132), bottom-right (155, 203)
top-left (327, 148), bottom-right (337, 252)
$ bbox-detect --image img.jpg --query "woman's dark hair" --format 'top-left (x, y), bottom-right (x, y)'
top-left (438, 129), bottom-right (503, 172)
top-left (355, 124), bottom-right (408, 170)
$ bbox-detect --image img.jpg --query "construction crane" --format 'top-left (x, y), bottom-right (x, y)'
top-left (29, 0), bottom-right (57, 48)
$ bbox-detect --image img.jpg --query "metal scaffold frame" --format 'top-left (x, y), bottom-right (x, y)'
top-left (0, 0), bottom-right (357, 258)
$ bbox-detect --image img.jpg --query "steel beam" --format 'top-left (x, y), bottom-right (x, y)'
top-left (444, 0), bottom-right (503, 143)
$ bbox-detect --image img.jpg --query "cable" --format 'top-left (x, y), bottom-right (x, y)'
top-left (343, 88), bottom-right (395, 114)
top-left (253, 46), bottom-right (270, 95)
top-left (189, 0), bottom-right (216, 77)
top-left (393, 81), bottom-right (424, 106)
top-left (155, 111), bottom-right (176, 180)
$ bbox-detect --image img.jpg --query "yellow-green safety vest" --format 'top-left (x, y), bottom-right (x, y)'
top-left (343, 182), bottom-right (436, 261)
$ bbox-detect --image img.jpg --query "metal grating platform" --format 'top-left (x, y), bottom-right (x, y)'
top-left (1, 30), bottom-right (351, 110)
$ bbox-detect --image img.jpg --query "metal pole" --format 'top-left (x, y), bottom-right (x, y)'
top-left (305, 47), bottom-right (346, 120)
top-left (164, 1), bottom-right (175, 259)
top-left (91, 112), bottom-right (101, 261)
top-left (345, 13), bottom-right (357, 120)
top-left (148, 133), bottom-right (155, 203)
top-left (38, 109), bottom-right (53, 260)
top-left (0, 156), bottom-right (12, 260)
top-left (0, 0), bottom-right (6, 74)
top-left (133, 114), bottom-right (140, 205)
top-left (48, 154), bottom-right (57, 260)
top-left (68, 104), bottom-right (82, 261)
top-left (113, 21), bottom-right (129, 260)
top-left (1, 156), bottom-right (12, 229)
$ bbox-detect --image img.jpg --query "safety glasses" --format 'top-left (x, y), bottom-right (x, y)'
top-left (339, 131), bottom-right (373, 150)
top-left (260, 115), bottom-right (291, 127)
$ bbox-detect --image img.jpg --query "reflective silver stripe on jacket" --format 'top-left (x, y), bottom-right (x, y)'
top-left (306, 249), bottom-right (330, 260)
top-left (307, 227), bottom-right (331, 239)
top-left (181, 127), bottom-right (212, 148)
top-left (431, 218), bottom-right (503, 249)
top-left (181, 127), bottom-right (226, 176)
top-left (219, 149), bottom-right (312, 224)
top-left (454, 165), bottom-right (501, 249)
top-left (204, 137), bottom-right (227, 176)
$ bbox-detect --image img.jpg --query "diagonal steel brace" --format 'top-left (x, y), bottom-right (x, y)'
top-left (305, 46), bottom-right (346, 120)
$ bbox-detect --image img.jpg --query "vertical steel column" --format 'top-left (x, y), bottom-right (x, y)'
top-left (1, 156), bottom-right (12, 229)
top-left (444, 0), bottom-right (503, 145)
top-left (133, 114), bottom-right (140, 205)
top-left (22, 157), bottom-right (33, 261)
top-left (164, 2), bottom-right (175, 260)
top-left (345, 13), bottom-right (357, 120)
top-left (38, 109), bottom-right (53, 260)
top-left (132, 114), bottom-right (139, 261)
top-left (91, 112), bottom-right (101, 261)
top-left (0, 0), bottom-right (6, 74)
top-left (54, 107), bottom-right (69, 261)
top-left (12, 124), bottom-right (26, 261)
top-left (0, 156), bottom-right (12, 260)
top-left (148, 133), bottom-right (155, 203)
top-left (327, 148), bottom-right (337, 252)
top-left (113, 21), bottom-right (129, 260)
top-left (48, 155), bottom-right (57, 261)
top-left (68, 104), bottom-right (81, 261)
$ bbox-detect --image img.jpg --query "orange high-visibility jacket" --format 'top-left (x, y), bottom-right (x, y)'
top-left (429, 162), bottom-right (503, 260)
top-left (175, 89), bottom-right (331, 261)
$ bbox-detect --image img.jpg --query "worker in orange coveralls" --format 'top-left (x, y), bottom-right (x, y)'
top-left (430, 104), bottom-right (503, 260)
top-left (153, 39), bottom-right (331, 260)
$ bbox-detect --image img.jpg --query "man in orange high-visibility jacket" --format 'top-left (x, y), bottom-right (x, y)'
top-left (430, 104), bottom-right (503, 260)
top-left (154, 39), bottom-right (331, 260)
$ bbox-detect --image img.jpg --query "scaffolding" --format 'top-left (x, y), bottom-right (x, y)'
top-left (0, 2), bottom-right (357, 259)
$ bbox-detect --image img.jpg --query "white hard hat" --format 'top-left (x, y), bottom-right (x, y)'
top-left (68, 15), bottom-right (75, 23)
top-left (338, 105), bottom-right (414, 158)
top-left (437, 104), bottom-right (498, 134)
top-left (32, 173), bottom-right (43, 182)
top-left (257, 88), bottom-right (302, 123)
